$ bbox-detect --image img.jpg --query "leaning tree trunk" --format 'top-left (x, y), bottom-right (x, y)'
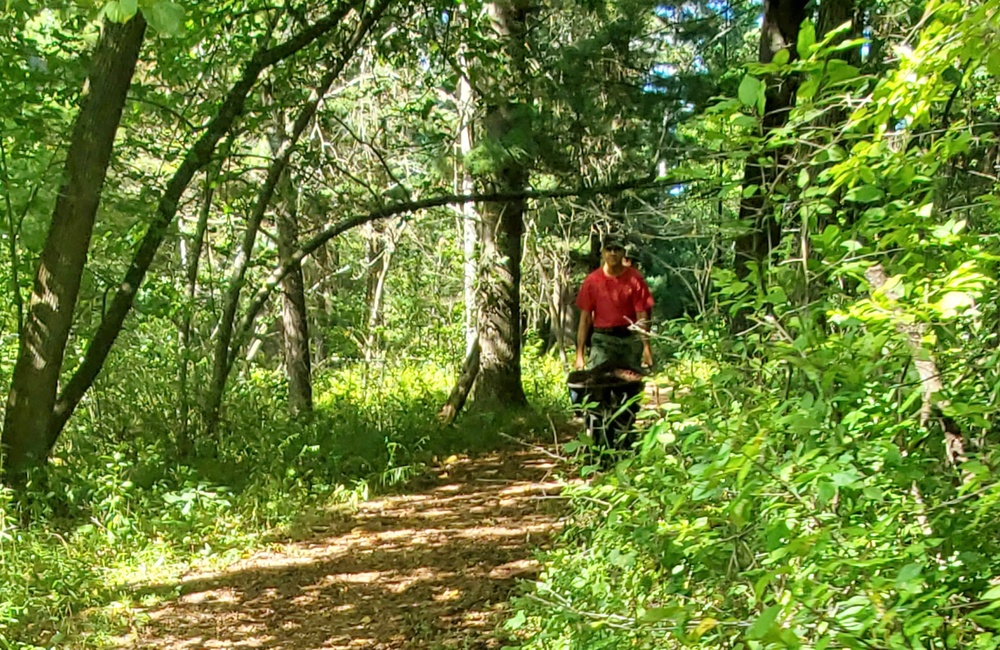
top-left (178, 166), bottom-right (218, 454)
top-left (439, 337), bottom-right (481, 425)
top-left (276, 189), bottom-right (314, 417)
top-left (204, 1), bottom-right (391, 435)
top-left (732, 0), bottom-right (810, 281)
top-left (2, 15), bottom-right (146, 480)
top-left (363, 220), bottom-right (388, 360)
top-left (43, 3), bottom-right (359, 455)
top-left (470, 0), bottom-right (531, 409)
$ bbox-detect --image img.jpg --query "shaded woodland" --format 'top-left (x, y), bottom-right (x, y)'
top-left (1, 0), bottom-right (1000, 648)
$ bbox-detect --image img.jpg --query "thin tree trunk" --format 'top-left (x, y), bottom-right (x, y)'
top-left (363, 220), bottom-right (388, 359)
top-left (2, 15), bottom-right (146, 479)
top-left (732, 0), bottom-right (810, 281)
top-left (277, 193), bottom-right (313, 417)
top-left (178, 167), bottom-right (217, 454)
top-left (0, 139), bottom-right (24, 337)
top-left (45, 2), bottom-right (360, 453)
top-left (309, 241), bottom-right (334, 364)
top-left (458, 61), bottom-right (479, 351)
top-left (204, 2), bottom-right (391, 435)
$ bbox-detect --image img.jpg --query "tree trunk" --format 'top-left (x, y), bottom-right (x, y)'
top-left (203, 1), bottom-right (391, 435)
top-left (44, 2), bottom-right (359, 453)
top-left (471, 0), bottom-right (531, 409)
top-left (363, 220), bottom-right (388, 359)
top-left (439, 338), bottom-right (481, 425)
top-left (277, 197), bottom-right (314, 417)
top-left (2, 15), bottom-right (146, 479)
top-left (458, 57), bottom-right (479, 351)
top-left (733, 0), bottom-right (810, 281)
top-left (178, 166), bottom-right (217, 454)
top-left (473, 164), bottom-right (529, 407)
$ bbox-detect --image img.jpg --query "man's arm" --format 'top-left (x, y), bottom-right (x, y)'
top-left (636, 309), bottom-right (653, 368)
top-left (575, 310), bottom-right (593, 370)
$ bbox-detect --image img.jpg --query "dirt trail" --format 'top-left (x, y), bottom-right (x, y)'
top-left (116, 446), bottom-right (570, 650)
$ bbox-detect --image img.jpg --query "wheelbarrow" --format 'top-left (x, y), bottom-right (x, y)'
top-left (567, 364), bottom-right (645, 451)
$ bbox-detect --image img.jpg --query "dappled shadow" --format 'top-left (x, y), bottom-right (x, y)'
top-left (115, 447), bottom-right (571, 649)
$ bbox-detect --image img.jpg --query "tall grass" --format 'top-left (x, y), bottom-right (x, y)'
top-left (0, 355), bottom-right (567, 649)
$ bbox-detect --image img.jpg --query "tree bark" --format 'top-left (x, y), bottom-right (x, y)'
top-left (733, 0), bottom-right (810, 281)
top-left (470, 0), bottom-right (531, 409)
top-left (363, 220), bottom-right (388, 359)
top-left (458, 53), bottom-right (479, 351)
top-left (178, 166), bottom-right (218, 454)
top-left (2, 15), bottom-right (146, 479)
top-left (45, 1), bottom-right (362, 453)
top-left (277, 195), bottom-right (314, 417)
top-left (439, 337), bottom-right (481, 425)
top-left (864, 264), bottom-right (967, 465)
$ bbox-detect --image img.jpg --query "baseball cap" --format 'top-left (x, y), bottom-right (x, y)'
top-left (601, 235), bottom-right (626, 251)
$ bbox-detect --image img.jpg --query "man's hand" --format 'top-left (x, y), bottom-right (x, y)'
top-left (641, 345), bottom-right (653, 369)
top-left (574, 351), bottom-right (586, 370)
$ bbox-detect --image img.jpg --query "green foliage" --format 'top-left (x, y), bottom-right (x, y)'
top-left (0, 352), bottom-right (565, 648)
top-left (507, 2), bottom-right (1000, 649)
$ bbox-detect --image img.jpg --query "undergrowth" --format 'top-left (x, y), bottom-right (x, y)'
top-left (0, 355), bottom-right (565, 650)
top-left (507, 315), bottom-right (1000, 650)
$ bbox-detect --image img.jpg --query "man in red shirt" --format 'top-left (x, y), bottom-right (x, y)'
top-left (574, 236), bottom-right (654, 371)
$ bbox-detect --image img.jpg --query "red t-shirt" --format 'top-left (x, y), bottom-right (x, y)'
top-left (576, 267), bottom-right (654, 328)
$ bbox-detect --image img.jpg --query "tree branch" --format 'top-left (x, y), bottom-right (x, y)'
top-left (229, 173), bottom-right (679, 361)
top-left (47, 0), bottom-right (367, 447)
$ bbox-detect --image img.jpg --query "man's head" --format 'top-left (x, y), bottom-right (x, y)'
top-left (601, 235), bottom-right (627, 271)
top-left (601, 235), bottom-right (626, 254)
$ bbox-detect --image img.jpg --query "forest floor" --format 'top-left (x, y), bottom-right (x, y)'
top-left (111, 442), bottom-right (573, 650)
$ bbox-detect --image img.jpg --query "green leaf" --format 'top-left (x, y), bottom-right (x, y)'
top-left (748, 605), bottom-right (781, 640)
top-left (844, 185), bottom-right (884, 203)
top-left (982, 585), bottom-right (1000, 601)
top-left (104, 0), bottom-right (138, 22)
top-left (772, 48), bottom-right (790, 66)
top-left (817, 480), bottom-right (836, 504)
top-left (988, 50), bottom-right (1000, 78)
top-left (896, 563), bottom-right (923, 586)
top-left (739, 75), bottom-right (761, 108)
top-left (797, 21), bottom-right (816, 56)
top-left (505, 610), bottom-right (527, 630)
top-left (640, 605), bottom-right (682, 623)
top-left (937, 291), bottom-right (975, 317)
top-left (142, 0), bottom-right (185, 35)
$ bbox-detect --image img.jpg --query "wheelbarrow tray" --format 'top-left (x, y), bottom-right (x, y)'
top-left (567, 366), bottom-right (645, 449)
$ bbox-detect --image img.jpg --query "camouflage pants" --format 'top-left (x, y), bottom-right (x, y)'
top-left (587, 332), bottom-right (643, 370)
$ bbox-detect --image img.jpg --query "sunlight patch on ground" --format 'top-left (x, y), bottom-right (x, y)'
top-left (118, 446), bottom-right (569, 649)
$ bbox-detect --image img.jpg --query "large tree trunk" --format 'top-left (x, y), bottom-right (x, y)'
top-left (471, 0), bottom-right (531, 409)
top-left (732, 0), bottom-right (810, 281)
top-left (473, 150), bottom-right (529, 407)
top-left (277, 196), bottom-right (314, 417)
top-left (44, 2), bottom-right (360, 454)
top-left (2, 15), bottom-right (146, 480)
